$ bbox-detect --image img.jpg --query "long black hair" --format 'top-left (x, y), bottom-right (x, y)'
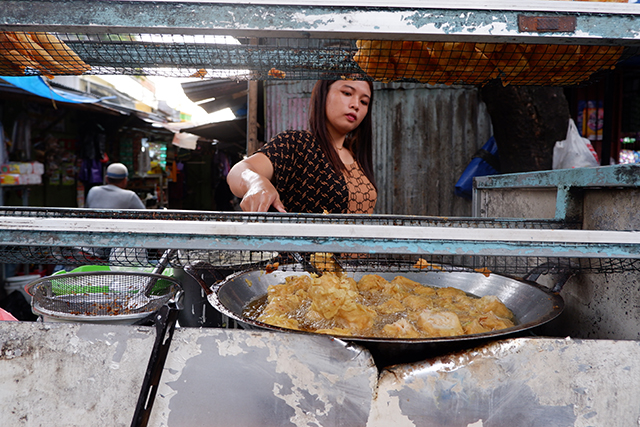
top-left (308, 79), bottom-right (376, 190)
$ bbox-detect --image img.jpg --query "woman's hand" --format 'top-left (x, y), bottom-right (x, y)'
top-left (227, 153), bottom-right (286, 212)
top-left (239, 174), bottom-right (286, 212)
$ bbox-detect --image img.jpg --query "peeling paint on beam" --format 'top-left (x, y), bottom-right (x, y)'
top-left (0, 230), bottom-right (638, 258)
top-left (475, 164), bottom-right (640, 189)
top-left (1, 0), bottom-right (640, 45)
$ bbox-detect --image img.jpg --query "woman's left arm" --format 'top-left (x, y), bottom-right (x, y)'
top-left (227, 153), bottom-right (286, 212)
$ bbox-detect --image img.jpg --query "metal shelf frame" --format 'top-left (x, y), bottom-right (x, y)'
top-left (0, 209), bottom-right (638, 259)
top-left (2, 0), bottom-right (640, 46)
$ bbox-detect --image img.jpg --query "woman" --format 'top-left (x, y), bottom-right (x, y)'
top-left (227, 79), bottom-right (377, 213)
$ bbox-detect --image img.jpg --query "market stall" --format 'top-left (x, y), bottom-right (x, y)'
top-left (1, 1), bottom-right (640, 426)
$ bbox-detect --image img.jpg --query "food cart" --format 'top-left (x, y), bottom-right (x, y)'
top-left (1, 1), bottom-right (640, 426)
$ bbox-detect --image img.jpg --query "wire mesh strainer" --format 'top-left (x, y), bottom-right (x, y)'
top-left (26, 271), bottom-right (182, 323)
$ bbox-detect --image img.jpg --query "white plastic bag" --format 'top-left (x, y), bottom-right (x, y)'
top-left (553, 119), bottom-right (600, 170)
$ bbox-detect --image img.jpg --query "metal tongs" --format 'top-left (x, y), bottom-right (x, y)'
top-left (143, 249), bottom-right (177, 296)
top-left (292, 252), bottom-right (320, 275)
top-left (126, 249), bottom-right (179, 312)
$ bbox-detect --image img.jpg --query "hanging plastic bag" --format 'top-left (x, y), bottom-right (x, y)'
top-left (455, 136), bottom-right (501, 200)
top-left (90, 158), bottom-right (103, 184)
top-left (553, 119), bottom-right (600, 170)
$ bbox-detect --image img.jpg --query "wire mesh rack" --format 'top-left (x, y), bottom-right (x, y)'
top-left (0, 205), bottom-right (581, 225)
top-left (354, 40), bottom-right (630, 86)
top-left (0, 207), bottom-right (638, 277)
top-left (3, 246), bottom-right (639, 277)
top-left (1, 31), bottom-right (637, 85)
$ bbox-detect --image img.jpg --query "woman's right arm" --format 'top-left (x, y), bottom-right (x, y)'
top-left (227, 153), bottom-right (286, 212)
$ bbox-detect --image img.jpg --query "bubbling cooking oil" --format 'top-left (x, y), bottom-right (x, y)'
top-left (243, 272), bottom-right (516, 339)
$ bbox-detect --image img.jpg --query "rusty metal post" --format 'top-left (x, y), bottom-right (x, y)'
top-left (246, 37), bottom-right (260, 155)
top-left (247, 79), bottom-right (259, 155)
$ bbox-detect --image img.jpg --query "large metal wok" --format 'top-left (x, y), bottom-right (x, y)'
top-left (207, 265), bottom-right (564, 367)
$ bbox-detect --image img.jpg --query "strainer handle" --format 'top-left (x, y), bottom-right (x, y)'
top-left (144, 249), bottom-right (177, 296)
top-left (152, 249), bottom-right (175, 275)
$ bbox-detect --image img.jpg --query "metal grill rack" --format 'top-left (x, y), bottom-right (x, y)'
top-left (354, 41), bottom-right (629, 86)
top-left (0, 33), bottom-right (365, 80)
top-left (0, 32), bottom-right (636, 85)
top-left (2, 0), bottom-right (640, 84)
top-left (0, 207), bottom-right (638, 277)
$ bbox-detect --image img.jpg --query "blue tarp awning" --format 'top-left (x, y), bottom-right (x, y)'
top-left (0, 76), bottom-right (106, 104)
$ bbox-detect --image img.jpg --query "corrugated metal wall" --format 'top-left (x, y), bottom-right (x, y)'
top-left (265, 80), bottom-right (315, 142)
top-left (264, 81), bottom-right (492, 217)
top-left (372, 82), bottom-right (493, 217)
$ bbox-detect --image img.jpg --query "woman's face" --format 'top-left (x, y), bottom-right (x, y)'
top-left (324, 80), bottom-right (371, 139)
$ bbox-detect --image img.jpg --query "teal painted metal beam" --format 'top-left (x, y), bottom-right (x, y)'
top-left (0, 216), bottom-right (638, 257)
top-left (1, 0), bottom-right (640, 45)
top-left (554, 185), bottom-right (582, 222)
top-left (1, 230), bottom-right (640, 258)
top-left (475, 164), bottom-right (640, 189)
top-left (473, 164), bottom-right (640, 220)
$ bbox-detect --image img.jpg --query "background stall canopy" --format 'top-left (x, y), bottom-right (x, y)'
top-left (0, 76), bottom-right (113, 104)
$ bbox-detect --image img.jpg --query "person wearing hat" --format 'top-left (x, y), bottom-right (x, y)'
top-left (85, 163), bottom-right (145, 209)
